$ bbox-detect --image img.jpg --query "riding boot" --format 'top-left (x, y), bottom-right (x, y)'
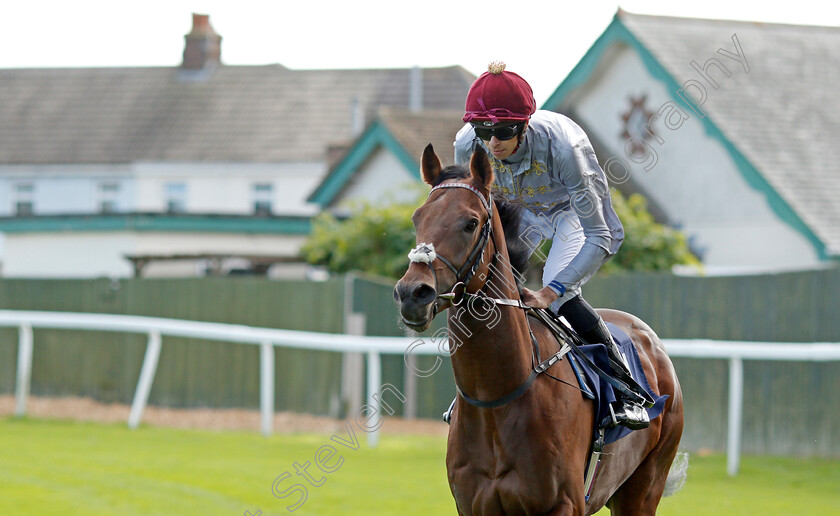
top-left (580, 318), bottom-right (650, 430)
top-left (557, 296), bottom-right (649, 430)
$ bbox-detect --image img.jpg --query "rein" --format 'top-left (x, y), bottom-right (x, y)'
top-left (408, 181), bottom-right (569, 409)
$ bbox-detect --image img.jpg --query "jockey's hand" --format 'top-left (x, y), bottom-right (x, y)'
top-left (520, 286), bottom-right (560, 309)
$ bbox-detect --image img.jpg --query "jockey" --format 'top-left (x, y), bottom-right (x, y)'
top-left (451, 62), bottom-right (649, 430)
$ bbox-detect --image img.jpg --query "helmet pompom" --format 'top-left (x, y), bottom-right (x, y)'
top-left (487, 61), bottom-right (506, 75)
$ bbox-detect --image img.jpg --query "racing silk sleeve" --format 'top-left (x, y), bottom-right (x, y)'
top-left (454, 124), bottom-right (476, 166)
top-left (548, 135), bottom-right (614, 294)
top-left (453, 113), bottom-right (622, 295)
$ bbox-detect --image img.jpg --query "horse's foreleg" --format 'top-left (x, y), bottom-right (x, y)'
top-left (543, 493), bottom-right (586, 516)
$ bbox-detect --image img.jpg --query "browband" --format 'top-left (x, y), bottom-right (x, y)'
top-left (430, 182), bottom-right (492, 215)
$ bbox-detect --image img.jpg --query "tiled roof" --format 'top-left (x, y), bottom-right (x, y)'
top-left (618, 11), bottom-right (840, 255)
top-left (307, 107), bottom-right (466, 207)
top-left (377, 106), bottom-right (466, 166)
top-left (0, 65), bottom-right (474, 164)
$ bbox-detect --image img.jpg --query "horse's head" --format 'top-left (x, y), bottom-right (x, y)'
top-left (394, 144), bottom-right (495, 332)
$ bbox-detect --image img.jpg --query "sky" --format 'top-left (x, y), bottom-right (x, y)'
top-left (1, 0), bottom-right (839, 105)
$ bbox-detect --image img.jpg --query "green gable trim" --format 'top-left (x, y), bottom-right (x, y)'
top-left (307, 121), bottom-right (419, 206)
top-left (542, 14), bottom-right (830, 260)
top-left (542, 16), bottom-right (630, 111)
top-left (0, 214), bottom-right (312, 235)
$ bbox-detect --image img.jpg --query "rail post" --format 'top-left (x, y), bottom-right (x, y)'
top-left (14, 323), bottom-right (33, 417)
top-left (727, 356), bottom-right (744, 476)
top-left (128, 330), bottom-right (162, 429)
top-left (260, 340), bottom-right (275, 436)
top-left (366, 349), bottom-right (382, 448)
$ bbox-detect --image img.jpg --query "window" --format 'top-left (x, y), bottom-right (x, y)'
top-left (252, 183), bottom-right (273, 215)
top-left (165, 183), bottom-right (187, 213)
top-left (98, 182), bottom-right (120, 213)
top-left (13, 183), bottom-right (34, 216)
top-left (15, 201), bottom-right (33, 216)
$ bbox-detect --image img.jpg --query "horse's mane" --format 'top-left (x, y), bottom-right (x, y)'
top-left (433, 165), bottom-right (530, 284)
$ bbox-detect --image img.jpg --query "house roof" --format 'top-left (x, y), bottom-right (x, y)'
top-left (544, 11), bottom-right (840, 258)
top-left (307, 107), bottom-right (466, 207)
top-left (0, 65), bottom-right (474, 165)
top-left (377, 106), bottom-right (466, 167)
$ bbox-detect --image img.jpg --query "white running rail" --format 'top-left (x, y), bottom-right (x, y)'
top-left (0, 309), bottom-right (437, 447)
top-left (1, 310), bottom-right (838, 473)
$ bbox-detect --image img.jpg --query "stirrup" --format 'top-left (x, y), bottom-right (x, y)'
top-left (602, 327), bottom-right (655, 408)
top-left (442, 397), bottom-right (456, 424)
top-left (607, 400), bottom-right (650, 430)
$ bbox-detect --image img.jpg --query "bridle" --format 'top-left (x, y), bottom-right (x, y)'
top-left (406, 181), bottom-right (572, 408)
top-left (407, 182), bottom-right (495, 309)
top-left (403, 181), bottom-right (654, 412)
top-left (409, 181), bottom-right (526, 311)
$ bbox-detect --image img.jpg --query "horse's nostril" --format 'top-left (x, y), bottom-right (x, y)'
top-left (395, 282), bottom-right (412, 303)
top-left (412, 284), bottom-right (437, 305)
top-left (395, 281), bottom-right (436, 307)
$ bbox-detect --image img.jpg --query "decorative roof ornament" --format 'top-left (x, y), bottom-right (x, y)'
top-left (620, 94), bottom-right (657, 158)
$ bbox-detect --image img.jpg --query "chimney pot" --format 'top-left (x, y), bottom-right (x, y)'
top-left (191, 13), bottom-right (210, 32)
top-left (182, 13), bottom-right (222, 70)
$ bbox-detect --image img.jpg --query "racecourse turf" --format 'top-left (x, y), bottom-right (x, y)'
top-left (1, 417), bottom-right (838, 515)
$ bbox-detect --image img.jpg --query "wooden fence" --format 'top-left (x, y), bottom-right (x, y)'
top-left (0, 278), bottom-right (345, 414)
top-left (1, 268), bottom-right (838, 456)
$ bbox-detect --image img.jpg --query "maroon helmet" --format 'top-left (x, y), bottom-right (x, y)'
top-left (463, 62), bottom-right (536, 124)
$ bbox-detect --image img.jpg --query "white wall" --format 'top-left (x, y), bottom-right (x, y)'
top-left (4, 232), bottom-right (136, 277)
top-left (133, 162), bottom-right (324, 215)
top-left (0, 161), bottom-right (323, 274)
top-left (331, 148), bottom-right (420, 208)
top-left (1, 231), bottom-right (309, 278)
top-left (571, 44), bottom-right (822, 273)
top-left (0, 161), bottom-right (325, 217)
top-left (0, 164), bottom-right (134, 215)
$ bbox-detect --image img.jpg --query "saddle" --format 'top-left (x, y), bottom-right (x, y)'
top-left (531, 308), bottom-right (667, 438)
top-left (531, 309), bottom-right (670, 501)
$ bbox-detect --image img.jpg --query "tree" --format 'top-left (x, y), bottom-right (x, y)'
top-left (301, 188), bottom-right (698, 279)
top-left (598, 189), bottom-right (700, 274)
top-left (300, 190), bottom-right (424, 279)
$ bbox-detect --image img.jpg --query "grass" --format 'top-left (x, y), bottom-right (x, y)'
top-left (1, 417), bottom-right (838, 515)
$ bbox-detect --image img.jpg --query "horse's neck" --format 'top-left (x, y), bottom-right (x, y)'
top-left (447, 215), bottom-right (534, 402)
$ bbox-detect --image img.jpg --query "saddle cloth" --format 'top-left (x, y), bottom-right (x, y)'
top-left (568, 322), bottom-right (669, 445)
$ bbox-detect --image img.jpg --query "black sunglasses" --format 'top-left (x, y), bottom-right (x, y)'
top-left (471, 122), bottom-right (523, 141)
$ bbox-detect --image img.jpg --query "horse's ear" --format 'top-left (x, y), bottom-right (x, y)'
top-left (420, 144), bottom-right (442, 186)
top-left (470, 146), bottom-right (494, 193)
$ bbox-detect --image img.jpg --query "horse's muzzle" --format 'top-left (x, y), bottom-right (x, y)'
top-left (393, 280), bottom-right (437, 331)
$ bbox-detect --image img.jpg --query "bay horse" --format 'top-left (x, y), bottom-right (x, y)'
top-left (394, 145), bottom-right (684, 515)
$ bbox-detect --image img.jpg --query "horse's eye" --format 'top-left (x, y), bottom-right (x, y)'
top-left (464, 219), bottom-right (478, 232)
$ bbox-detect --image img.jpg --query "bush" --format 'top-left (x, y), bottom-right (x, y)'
top-left (301, 191), bottom-right (422, 279)
top-left (302, 187), bottom-right (699, 279)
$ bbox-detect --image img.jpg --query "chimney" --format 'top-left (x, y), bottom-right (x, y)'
top-left (410, 66), bottom-right (423, 112)
top-left (182, 13), bottom-right (222, 70)
top-left (350, 97), bottom-right (365, 137)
